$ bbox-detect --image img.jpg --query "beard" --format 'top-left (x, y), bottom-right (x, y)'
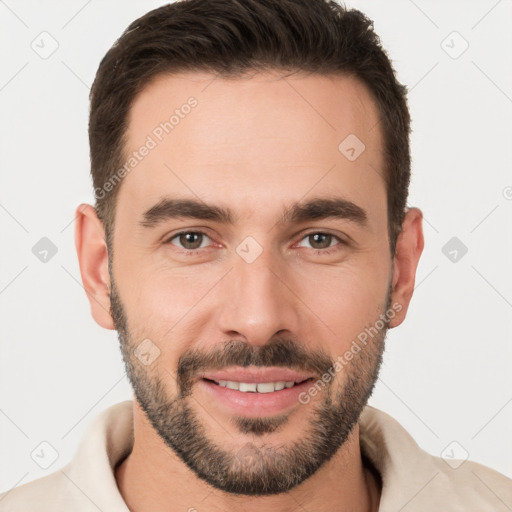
top-left (109, 271), bottom-right (389, 496)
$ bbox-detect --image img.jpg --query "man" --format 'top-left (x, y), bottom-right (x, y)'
top-left (2, 0), bottom-right (511, 510)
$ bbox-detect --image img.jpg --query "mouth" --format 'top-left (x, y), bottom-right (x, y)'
top-left (197, 367), bottom-right (316, 417)
top-left (204, 378), bottom-right (312, 393)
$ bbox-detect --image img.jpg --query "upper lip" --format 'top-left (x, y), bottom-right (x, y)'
top-left (200, 367), bottom-right (315, 384)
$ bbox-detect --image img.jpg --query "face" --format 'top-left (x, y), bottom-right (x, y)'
top-left (108, 71), bottom-right (395, 495)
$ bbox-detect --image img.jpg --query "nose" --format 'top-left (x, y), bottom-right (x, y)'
top-left (216, 248), bottom-right (301, 346)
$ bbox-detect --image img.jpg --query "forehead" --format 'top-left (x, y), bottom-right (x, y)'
top-left (118, 70), bottom-right (385, 229)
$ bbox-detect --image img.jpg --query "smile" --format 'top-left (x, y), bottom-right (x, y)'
top-left (198, 369), bottom-right (316, 416)
top-left (209, 379), bottom-right (309, 393)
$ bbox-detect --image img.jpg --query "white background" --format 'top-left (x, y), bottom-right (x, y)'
top-left (1, 0), bottom-right (511, 495)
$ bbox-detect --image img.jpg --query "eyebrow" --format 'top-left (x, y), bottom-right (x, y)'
top-left (140, 196), bottom-right (368, 229)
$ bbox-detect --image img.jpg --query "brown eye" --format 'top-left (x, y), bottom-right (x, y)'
top-left (169, 231), bottom-right (210, 250)
top-left (296, 232), bottom-right (344, 253)
top-left (307, 233), bottom-right (333, 249)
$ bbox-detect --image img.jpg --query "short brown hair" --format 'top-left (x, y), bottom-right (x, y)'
top-left (89, 0), bottom-right (411, 255)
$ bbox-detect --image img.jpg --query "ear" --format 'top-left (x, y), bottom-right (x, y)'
top-left (388, 207), bottom-right (424, 328)
top-left (74, 203), bottom-right (114, 330)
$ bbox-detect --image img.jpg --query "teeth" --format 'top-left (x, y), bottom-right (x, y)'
top-left (239, 382), bottom-right (257, 392)
top-left (256, 382), bottom-right (275, 393)
top-left (217, 380), bottom-right (296, 393)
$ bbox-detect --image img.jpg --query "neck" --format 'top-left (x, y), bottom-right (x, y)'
top-left (115, 401), bottom-right (381, 512)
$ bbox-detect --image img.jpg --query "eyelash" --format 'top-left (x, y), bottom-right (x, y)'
top-left (164, 230), bottom-right (346, 256)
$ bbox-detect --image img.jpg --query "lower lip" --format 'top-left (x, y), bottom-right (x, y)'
top-left (199, 379), bottom-right (313, 417)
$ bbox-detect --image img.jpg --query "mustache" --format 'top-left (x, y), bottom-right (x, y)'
top-left (176, 338), bottom-right (334, 394)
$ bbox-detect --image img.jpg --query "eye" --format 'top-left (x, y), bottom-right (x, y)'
top-left (296, 232), bottom-right (344, 253)
top-left (166, 231), bottom-right (212, 251)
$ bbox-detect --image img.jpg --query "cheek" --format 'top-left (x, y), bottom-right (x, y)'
top-left (120, 266), bottom-right (224, 352)
top-left (294, 260), bottom-right (390, 351)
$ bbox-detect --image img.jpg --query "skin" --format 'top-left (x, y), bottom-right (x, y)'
top-left (75, 70), bottom-right (424, 512)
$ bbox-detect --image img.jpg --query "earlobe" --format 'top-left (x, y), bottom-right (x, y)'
top-left (74, 203), bottom-right (115, 330)
top-left (388, 207), bottom-right (424, 328)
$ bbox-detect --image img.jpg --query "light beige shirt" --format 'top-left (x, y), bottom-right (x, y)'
top-left (1, 400), bottom-right (511, 511)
